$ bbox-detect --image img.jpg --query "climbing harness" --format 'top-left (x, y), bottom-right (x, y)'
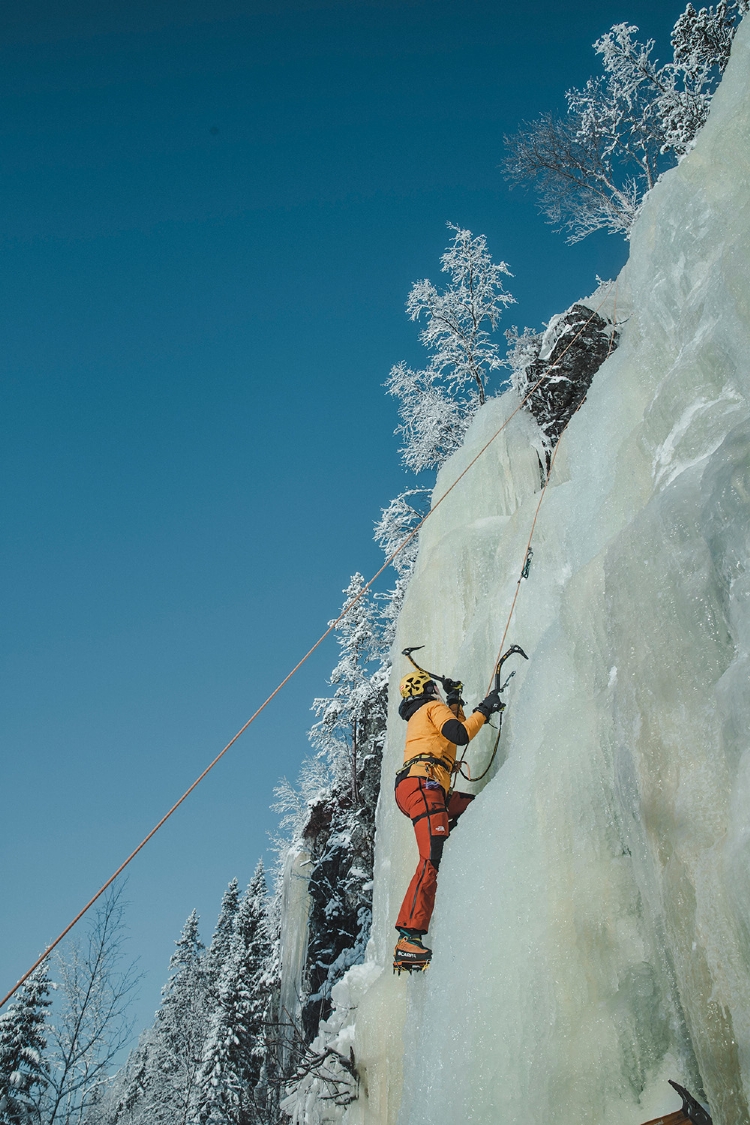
top-left (1, 286), bottom-right (619, 1013)
top-left (395, 754), bottom-right (449, 786)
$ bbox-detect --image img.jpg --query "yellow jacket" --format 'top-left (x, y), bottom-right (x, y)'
top-left (399, 699), bottom-right (486, 792)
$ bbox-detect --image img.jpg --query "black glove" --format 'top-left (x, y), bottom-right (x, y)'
top-left (442, 677), bottom-right (465, 707)
top-left (474, 689), bottom-right (506, 719)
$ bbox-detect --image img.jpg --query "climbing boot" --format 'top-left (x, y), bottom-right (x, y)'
top-left (393, 932), bottom-right (432, 974)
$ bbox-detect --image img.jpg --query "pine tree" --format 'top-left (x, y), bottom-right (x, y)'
top-left (193, 864), bottom-right (272, 1125)
top-left (0, 965), bottom-right (51, 1125)
top-left (106, 1031), bottom-right (154, 1125)
top-left (309, 574), bottom-right (387, 806)
top-left (660, 0), bottom-right (748, 150)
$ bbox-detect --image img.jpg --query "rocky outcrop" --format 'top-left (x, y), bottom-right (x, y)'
top-left (515, 302), bottom-right (619, 452)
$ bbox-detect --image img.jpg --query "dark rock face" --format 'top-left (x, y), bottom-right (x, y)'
top-left (519, 303), bottom-right (619, 451)
top-left (298, 731), bottom-right (384, 1042)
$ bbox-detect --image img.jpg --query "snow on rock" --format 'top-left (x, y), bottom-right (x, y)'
top-left (341, 15), bottom-right (750, 1125)
top-left (281, 963), bottom-right (382, 1125)
top-left (516, 301), bottom-right (620, 450)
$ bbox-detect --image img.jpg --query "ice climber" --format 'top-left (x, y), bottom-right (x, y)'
top-left (393, 668), bottom-right (504, 971)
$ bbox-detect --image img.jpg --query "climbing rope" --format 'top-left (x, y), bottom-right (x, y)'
top-left (492, 280), bottom-right (621, 677)
top-left (0, 285), bottom-right (618, 1013)
top-left (457, 281), bottom-right (621, 785)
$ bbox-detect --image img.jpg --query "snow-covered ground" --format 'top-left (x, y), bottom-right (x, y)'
top-left (289, 15), bottom-right (750, 1125)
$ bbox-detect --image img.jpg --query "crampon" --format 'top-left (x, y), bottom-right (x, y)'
top-left (393, 934), bottom-right (431, 974)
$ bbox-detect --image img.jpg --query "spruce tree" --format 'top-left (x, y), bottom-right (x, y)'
top-left (147, 911), bottom-right (208, 1125)
top-left (193, 863), bottom-right (272, 1125)
top-left (297, 577), bottom-right (387, 1036)
top-left (0, 964), bottom-right (51, 1125)
top-left (204, 879), bottom-right (240, 999)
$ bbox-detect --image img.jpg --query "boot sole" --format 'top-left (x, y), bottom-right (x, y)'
top-left (393, 957), bottom-right (431, 975)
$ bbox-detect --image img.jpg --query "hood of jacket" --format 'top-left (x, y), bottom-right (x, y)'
top-left (398, 693), bottom-right (433, 721)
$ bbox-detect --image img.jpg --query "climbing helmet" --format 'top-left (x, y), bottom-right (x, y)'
top-left (399, 670), bottom-right (434, 698)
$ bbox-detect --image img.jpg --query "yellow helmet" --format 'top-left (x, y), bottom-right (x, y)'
top-left (399, 669), bottom-right (433, 698)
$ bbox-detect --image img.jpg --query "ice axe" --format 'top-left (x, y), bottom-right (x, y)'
top-left (484, 643), bottom-right (529, 762)
top-left (493, 644), bottom-right (529, 694)
top-left (666, 1081), bottom-right (713, 1125)
top-left (401, 646), bottom-right (464, 696)
top-left (450, 643), bottom-right (529, 794)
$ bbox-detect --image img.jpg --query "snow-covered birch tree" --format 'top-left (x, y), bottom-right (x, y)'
top-left (387, 224), bottom-right (514, 472)
top-left (503, 1), bottom-right (747, 242)
top-left (41, 887), bottom-right (139, 1125)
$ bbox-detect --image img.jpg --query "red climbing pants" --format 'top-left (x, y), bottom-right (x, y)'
top-left (394, 777), bottom-right (474, 934)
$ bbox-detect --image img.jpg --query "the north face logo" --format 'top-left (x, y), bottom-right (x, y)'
top-left (434, 825), bottom-right (446, 832)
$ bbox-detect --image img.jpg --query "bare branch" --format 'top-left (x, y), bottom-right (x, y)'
top-left (42, 883), bottom-right (140, 1125)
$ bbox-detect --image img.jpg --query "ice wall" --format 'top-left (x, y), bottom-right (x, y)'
top-left (279, 843), bottom-right (312, 1061)
top-left (347, 17), bottom-right (750, 1125)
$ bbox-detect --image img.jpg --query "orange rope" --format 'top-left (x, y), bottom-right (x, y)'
top-left (0, 286), bottom-right (617, 1013)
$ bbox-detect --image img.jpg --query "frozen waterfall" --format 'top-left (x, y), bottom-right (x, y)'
top-left (296, 16), bottom-right (750, 1125)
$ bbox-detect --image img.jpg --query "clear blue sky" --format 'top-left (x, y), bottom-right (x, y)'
top-left (1, 0), bottom-right (682, 1036)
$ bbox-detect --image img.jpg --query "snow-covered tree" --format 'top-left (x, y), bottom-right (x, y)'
top-left (373, 489), bottom-right (430, 642)
top-left (386, 362), bottom-right (471, 474)
top-left (503, 325), bottom-right (544, 401)
top-left (309, 573), bottom-right (388, 805)
top-left (105, 1031), bottom-right (154, 1125)
top-left (204, 879), bottom-right (240, 999)
top-left (192, 865), bottom-right (273, 1125)
top-left (387, 225), bottom-right (514, 472)
top-left (105, 882), bottom-right (283, 1125)
top-left (297, 577), bottom-right (387, 1035)
top-left (0, 964), bottom-right (51, 1124)
top-left (268, 575), bottom-right (389, 1045)
top-left (41, 887), bottom-right (139, 1125)
top-left (503, 1), bottom-right (747, 242)
top-left (134, 911), bottom-right (209, 1125)
top-left (405, 225), bottom-right (514, 407)
top-left (660, 0), bottom-right (748, 150)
